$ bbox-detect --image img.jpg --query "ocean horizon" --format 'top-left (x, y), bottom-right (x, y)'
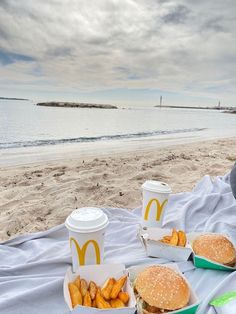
top-left (1, 100), bottom-right (236, 151)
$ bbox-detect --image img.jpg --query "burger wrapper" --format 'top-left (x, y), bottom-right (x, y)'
top-left (128, 263), bottom-right (199, 314)
top-left (64, 263), bottom-right (137, 313)
top-left (188, 232), bottom-right (236, 272)
top-left (138, 226), bottom-right (192, 262)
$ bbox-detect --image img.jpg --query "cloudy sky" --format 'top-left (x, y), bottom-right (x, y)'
top-left (0, 0), bottom-right (235, 107)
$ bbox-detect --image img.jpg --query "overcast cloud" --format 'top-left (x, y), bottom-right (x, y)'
top-left (0, 0), bottom-right (235, 105)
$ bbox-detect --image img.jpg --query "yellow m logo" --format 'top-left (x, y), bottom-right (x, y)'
top-left (144, 198), bottom-right (168, 221)
top-left (70, 238), bottom-right (101, 266)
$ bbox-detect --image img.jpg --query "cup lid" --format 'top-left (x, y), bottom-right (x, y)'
top-left (65, 207), bottom-right (109, 233)
top-left (142, 180), bottom-right (171, 193)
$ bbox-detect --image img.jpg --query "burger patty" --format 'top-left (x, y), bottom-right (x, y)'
top-left (146, 304), bottom-right (162, 313)
top-left (145, 303), bottom-right (170, 313)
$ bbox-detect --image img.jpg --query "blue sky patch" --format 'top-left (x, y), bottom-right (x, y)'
top-left (0, 49), bottom-right (34, 65)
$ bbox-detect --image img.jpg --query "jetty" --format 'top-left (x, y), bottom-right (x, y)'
top-left (155, 105), bottom-right (235, 111)
top-left (36, 102), bottom-right (117, 109)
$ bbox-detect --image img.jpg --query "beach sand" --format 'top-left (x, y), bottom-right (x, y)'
top-left (0, 137), bottom-right (236, 241)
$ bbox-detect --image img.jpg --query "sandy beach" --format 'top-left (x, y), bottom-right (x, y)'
top-left (0, 137), bottom-right (235, 241)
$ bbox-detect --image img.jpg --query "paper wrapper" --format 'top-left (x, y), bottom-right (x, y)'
top-left (64, 263), bottom-right (137, 313)
top-left (128, 263), bottom-right (199, 314)
top-left (138, 226), bottom-right (192, 262)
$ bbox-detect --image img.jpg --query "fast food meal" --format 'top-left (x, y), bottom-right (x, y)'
top-left (192, 234), bottom-right (236, 266)
top-left (68, 274), bottom-right (129, 309)
top-left (159, 228), bottom-right (187, 247)
top-left (134, 265), bottom-right (190, 313)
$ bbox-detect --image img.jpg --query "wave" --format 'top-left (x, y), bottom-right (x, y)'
top-left (0, 128), bottom-right (205, 149)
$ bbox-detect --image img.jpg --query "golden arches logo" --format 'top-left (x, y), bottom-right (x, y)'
top-left (144, 198), bottom-right (168, 221)
top-left (70, 237), bottom-right (101, 266)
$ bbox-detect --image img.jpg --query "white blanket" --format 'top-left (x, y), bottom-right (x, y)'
top-left (1, 174), bottom-right (235, 314)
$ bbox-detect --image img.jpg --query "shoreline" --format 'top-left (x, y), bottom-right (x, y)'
top-left (0, 130), bottom-right (236, 167)
top-left (0, 136), bottom-right (236, 241)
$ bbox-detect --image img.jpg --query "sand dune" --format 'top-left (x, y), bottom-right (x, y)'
top-left (0, 137), bottom-right (235, 241)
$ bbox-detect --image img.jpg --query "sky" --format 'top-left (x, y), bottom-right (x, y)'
top-left (0, 0), bottom-right (235, 107)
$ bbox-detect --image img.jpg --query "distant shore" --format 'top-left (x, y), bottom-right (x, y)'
top-left (0, 97), bottom-right (29, 101)
top-left (155, 105), bottom-right (235, 111)
top-left (36, 102), bottom-right (117, 109)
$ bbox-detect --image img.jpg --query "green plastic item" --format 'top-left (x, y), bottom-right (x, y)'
top-left (175, 304), bottom-right (199, 314)
top-left (210, 291), bottom-right (236, 307)
top-left (193, 255), bottom-right (236, 271)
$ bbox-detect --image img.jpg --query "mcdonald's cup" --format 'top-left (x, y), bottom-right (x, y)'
top-left (142, 181), bottom-right (171, 228)
top-left (65, 207), bottom-right (109, 272)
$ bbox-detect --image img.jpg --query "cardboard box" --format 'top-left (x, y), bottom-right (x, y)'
top-left (64, 263), bottom-right (137, 313)
top-left (128, 263), bottom-right (199, 314)
top-left (138, 226), bottom-right (192, 262)
top-left (188, 232), bottom-right (236, 272)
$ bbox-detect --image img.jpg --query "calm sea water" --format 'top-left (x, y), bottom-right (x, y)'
top-left (0, 100), bottom-right (236, 149)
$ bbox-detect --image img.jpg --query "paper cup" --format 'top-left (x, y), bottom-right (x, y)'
top-left (142, 181), bottom-right (171, 228)
top-left (65, 207), bottom-right (109, 272)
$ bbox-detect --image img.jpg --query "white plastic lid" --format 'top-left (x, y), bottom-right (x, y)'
top-left (142, 180), bottom-right (171, 193)
top-left (65, 207), bottom-right (109, 233)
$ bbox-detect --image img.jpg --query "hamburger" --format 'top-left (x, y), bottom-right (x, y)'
top-left (134, 265), bottom-right (190, 313)
top-left (192, 234), bottom-right (236, 266)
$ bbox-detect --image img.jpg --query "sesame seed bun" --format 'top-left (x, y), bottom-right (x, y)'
top-left (192, 234), bottom-right (236, 266)
top-left (134, 265), bottom-right (190, 311)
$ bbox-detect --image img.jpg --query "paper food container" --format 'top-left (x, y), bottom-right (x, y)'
top-left (64, 263), bottom-right (137, 313)
top-left (128, 263), bottom-right (199, 314)
top-left (188, 232), bottom-right (236, 272)
top-left (138, 226), bottom-right (192, 262)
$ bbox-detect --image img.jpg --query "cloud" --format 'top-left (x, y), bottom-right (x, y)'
top-left (0, 0), bottom-right (235, 104)
top-left (162, 4), bottom-right (190, 24)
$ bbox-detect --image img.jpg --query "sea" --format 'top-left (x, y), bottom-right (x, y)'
top-left (0, 100), bottom-right (236, 165)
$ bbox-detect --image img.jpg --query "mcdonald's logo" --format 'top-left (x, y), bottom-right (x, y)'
top-left (70, 237), bottom-right (101, 266)
top-left (144, 198), bottom-right (168, 221)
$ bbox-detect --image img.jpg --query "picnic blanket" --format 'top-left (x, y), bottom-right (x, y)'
top-left (1, 174), bottom-right (236, 314)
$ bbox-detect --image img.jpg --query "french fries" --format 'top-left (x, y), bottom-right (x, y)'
top-left (74, 275), bottom-right (81, 290)
top-left (80, 279), bottom-right (88, 297)
top-left (178, 230), bottom-right (187, 247)
top-left (96, 290), bottom-right (111, 309)
top-left (92, 299), bottom-right (97, 307)
top-left (89, 281), bottom-right (97, 300)
top-left (110, 298), bottom-right (125, 308)
top-left (68, 283), bottom-right (82, 308)
top-left (110, 275), bottom-right (127, 299)
top-left (160, 229), bottom-right (187, 247)
top-left (83, 291), bottom-right (92, 307)
top-left (68, 275), bottom-right (130, 310)
top-left (169, 228), bottom-right (178, 246)
top-left (101, 278), bottom-right (116, 300)
top-left (118, 291), bottom-right (130, 304)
